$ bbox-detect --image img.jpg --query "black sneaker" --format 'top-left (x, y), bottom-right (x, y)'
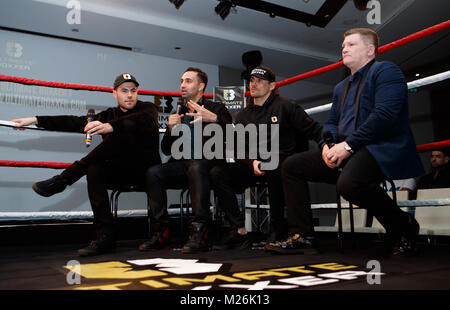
top-left (139, 227), bottom-right (170, 251)
top-left (266, 231), bottom-right (287, 244)
top-left (32, 175), bottom-right (68, 197)
top-left (213, 230), bottom-right (248, 250)
top-left (391, 237), bottom-right (418, 255)
top-left (404, 213), bottom-right (420, 239)
top-left (391, 214), bottom-right (420, 256)
top-left (77, 235), bottom-right (116, 257)
top-left (181, 222), bottom-right (209, 254)
top-left (264, 234), bottom-right (319, 254)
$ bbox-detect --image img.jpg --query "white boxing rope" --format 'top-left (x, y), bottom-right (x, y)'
top-left (0, 208), bottom-right (186, 221)
top-left (304, 103), bottom-right (332, 115)
top-left (407, 70), bottom-right (450, 89)
top-left (1, 199), bottom-right (449, 221)
top-left (305, 70), bottom-right (450, 115)
top-left (310, 198), bottom-right (450, 209)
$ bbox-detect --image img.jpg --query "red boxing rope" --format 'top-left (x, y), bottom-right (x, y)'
top-left (416, 140), bottom-right (450, 153)
top-left (0, 20), bottom-right (448, 98)
top-left (0, 160), bottom-right (71, 169)
top-left (0, 75), bottom-right (214, 99)
top-left (275, 19), bottom-right (450, 89)
top-left (1, 140), bottom-right (449, 169)
top-left (1, 21), bottom-right (449, 169)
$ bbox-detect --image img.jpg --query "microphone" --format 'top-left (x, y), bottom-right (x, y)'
top-left (85, 109), bottom-right (95, 147)
top-left (176, 97), bottom-right (185, 114)
top-left (323, 130), bottom-right (335, 149)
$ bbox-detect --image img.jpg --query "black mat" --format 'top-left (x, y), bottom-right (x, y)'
top-left (1, 235), bottom-right (450, 294)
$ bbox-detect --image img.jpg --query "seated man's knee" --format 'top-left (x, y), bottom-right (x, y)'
top-left (186, 160), bottom-right (207, 176)
top-left (282, 153), bottom-right (307, 178)
top-left (145, 164), bottom-right (163, 186)
top-left (336, 173), bottom-right (358, 201)
top-left (209, 165), bottom-right (223, 182)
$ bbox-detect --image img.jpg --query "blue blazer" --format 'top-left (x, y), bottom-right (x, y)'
top-left (324, 61), bottom-right (424, 180)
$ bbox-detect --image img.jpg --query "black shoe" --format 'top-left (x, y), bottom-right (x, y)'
top-left (264, 234), bottom-right (319, 254)
top-left (213, 230), bottom-right (248, 250)
top-left (139, 226), bottom-right (170, 251)
top-left (266, 231), bottom-right (287, 244)
top-left (32, 175), bottom-right (68, 197)
top-left (404, 213), bottom-right (420, 239)
top-left (77, 235), bottom-right (116, 257)
top-left (391, 237), bottom-right (418, 255)
top-left (182, 222), bottom-right (209, 254)
top-left (390, 214), bottom-right (420, 256)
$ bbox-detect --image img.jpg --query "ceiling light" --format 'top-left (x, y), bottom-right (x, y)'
top-left (215, 0), bottom-right (233, 20)
top-left (169, 0), bottom-right (185, 9)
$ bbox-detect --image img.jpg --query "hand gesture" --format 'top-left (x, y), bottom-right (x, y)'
top-left (185, 100), bottom-right (218, 124)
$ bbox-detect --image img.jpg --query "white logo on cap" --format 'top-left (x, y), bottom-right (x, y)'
top-left (251, 69), bottom-right (267, 76)
top-left (123, 73), bottom-right (131, 80)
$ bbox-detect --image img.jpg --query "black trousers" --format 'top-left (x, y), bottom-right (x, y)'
top-left (145, 160), bottom-right (216, 226)
top-left (209, 161), bottom-right (287, 233)
top-left (60, 134), bottom-right (150, 238)
top-left (282, 148), bottom-right (411, 237)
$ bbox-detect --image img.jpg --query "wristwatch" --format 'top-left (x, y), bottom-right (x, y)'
top-left (343, 142), bottom-right (354, 154)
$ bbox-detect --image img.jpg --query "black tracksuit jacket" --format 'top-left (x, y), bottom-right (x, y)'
top-left (234, 92), bottom-right (323, 168)
top-left (35, 100), bottom-right (161, 167)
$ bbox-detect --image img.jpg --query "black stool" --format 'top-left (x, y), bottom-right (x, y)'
top-left (335, 179), bottom-right (397, 251)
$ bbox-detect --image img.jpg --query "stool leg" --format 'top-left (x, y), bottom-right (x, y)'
top-left (336, 192), bottom-right (344, 252)
top-left (110, 190), bottom-right (116, 215)
top-left (349, 202), bottom-right (355, 249)
top-left (180, 190), bottom-right (184, 236)
top-left (388, 180), bottom-right (397, 205)
top-left (255, 186), bottom-right (261, 233)
top-left (146, 205), bottom-right (152, 239)
top-left (114, 191), bottom-right (120, 218)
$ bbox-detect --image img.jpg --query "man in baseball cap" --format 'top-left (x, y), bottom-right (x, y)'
top-left (10, 72), bottom-right (161, 257)
top-left (113, 73), bottom-right (139, 89)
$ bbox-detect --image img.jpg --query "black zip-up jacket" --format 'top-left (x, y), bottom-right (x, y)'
top-left (35, 100), bottom-right (161, 167)
top-left (235, 92), bottom-right (322, 168)
top-left (161, 97), bottom-right (232, 160)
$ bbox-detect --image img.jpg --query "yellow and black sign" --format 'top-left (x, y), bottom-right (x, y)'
top-left (64, 258), bottom-right (384, 290)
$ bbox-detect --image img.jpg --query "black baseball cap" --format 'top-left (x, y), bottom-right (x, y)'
top-left (113, 73), bottom-right (139, 89)
top-left (250, 65), bottom-right (276, 82)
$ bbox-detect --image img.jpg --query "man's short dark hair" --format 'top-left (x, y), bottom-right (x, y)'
top-left (184, 67), bottom-right (208, 91)
top-left (433, 148), bottom-right (450, 157)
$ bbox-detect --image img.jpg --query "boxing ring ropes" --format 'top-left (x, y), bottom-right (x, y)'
top-left (1, 20), bottom-right (450, 220)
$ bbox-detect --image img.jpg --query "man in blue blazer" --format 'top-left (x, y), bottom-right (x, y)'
top-left (266, 28), bottom-right (424, 255)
